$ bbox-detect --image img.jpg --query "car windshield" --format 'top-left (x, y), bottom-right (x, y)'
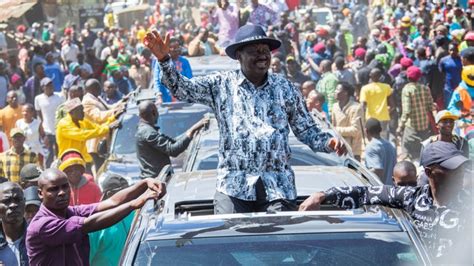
top-left (112, 111), bottom-right (205, 154)
top-left (134, 232), bottom-right (420, 265)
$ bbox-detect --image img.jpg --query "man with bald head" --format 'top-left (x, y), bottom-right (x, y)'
top-left (82, 78), bottom-right (126, 170)
top-left (26, 168), bottom-right (166, 265)
top-left (136, 101), bottom-right (207, 178)
top-left (392, 161), bottom-right (417, 186)
top-left (0, 182), bottom-right (28, 265)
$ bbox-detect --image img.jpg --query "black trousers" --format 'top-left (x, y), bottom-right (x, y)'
top-left (214, 178), bottom-right (297, 214)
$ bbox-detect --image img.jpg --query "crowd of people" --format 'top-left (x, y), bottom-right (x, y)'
top-left (0, 0), bottom-right (472, 264)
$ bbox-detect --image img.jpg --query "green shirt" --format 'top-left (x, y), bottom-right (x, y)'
top-left (89, 212), bottom-right (135, 266)
top-left (316, 72), bottom-right (338, 112)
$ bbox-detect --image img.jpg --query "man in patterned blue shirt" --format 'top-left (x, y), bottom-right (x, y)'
top-left (299, 141), bottom-right (472, 263)
top-left (144, 25), bottom-right (347, 214)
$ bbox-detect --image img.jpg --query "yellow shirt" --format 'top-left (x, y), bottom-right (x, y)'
top-left (360, 82), bottom-right (392, 121)
top-left (56, 114), bottom-right (110, 163)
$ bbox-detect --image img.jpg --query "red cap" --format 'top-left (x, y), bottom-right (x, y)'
top-left (317, 28), bottom-right (329, 37)
top-left (64, 28), bottom-right (73, 36)
top-left (10, 73), bottom-right (21, 84)
top-left (406, 66), bottom-right (422, 81)
top-left (400, 57), bottom-right (414, 68)
top-left (313, 43), bottom-right (326, 54)
top-left (16, 25), bottom-right (26, 33)
top-left (465, 31), bottom-right (474, 41)
top-left (61, 150), bottom-right (83, 161)
top-left (354, 48), bottom-right (366, 59)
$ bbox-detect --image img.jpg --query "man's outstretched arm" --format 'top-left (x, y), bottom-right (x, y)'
top-left (299, 185), bottom-right (417, 211)
top-left (82, 189), bottom-right (159, 233)
top-left (96, 178), bottom-right (166, 212)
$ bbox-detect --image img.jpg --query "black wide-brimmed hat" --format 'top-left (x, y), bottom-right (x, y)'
top-left (225, 24), bottom-right (281, 60)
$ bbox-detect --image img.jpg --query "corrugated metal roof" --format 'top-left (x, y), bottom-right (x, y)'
top-left (0, 0), bottom-right (38, 22)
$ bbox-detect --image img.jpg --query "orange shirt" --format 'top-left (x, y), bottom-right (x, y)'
top-left (0, 105), bottom-right (23, 144)
top-left (456, 86), bottom-right (473, 115)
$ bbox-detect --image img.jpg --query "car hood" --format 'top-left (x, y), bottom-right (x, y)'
top-left (145, 207), bottom-right (402, 240)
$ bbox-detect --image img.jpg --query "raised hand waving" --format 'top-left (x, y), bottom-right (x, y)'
top-left (143, 30), bottom-right (171, 61)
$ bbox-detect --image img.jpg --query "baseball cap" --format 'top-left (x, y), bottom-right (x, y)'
top-left (313, 43), bottom-right (326, 54)
top-left (406, 66), bottom-right (422, 81)
top-left (10, 128), bottom-right (25, 138)
top-left (420, 141), bottom-right (470, 169)
top-left (465, 32), bottom-right (474, 41)
top-left (102, 175), bottom-right (129, 194)
top-left (20, 163), bottom-right (42, 183)
top-left (400, 57), bottom-right (413, 68)
top-left (400, 16), bottom-right (411, 27)
top-left (58, 149), bottom-right (86, 172)
top-left (10, 73), bottom-right (21, 84)
top-left (435, 110), bottom-right (459, 123)
top-left (24, 186), bottom-right (41, 207)
top-left (286, 55), bottom-right (296, 63)
top-left (354, 48), bottom-right (366, 59)
top-left (40, 77), bottom-right (53, 87)
top-left (460, 47), bottom-right (474, 58)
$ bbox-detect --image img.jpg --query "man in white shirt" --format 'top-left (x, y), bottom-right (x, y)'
top-left (34, 78), bottom-right (64, 167)
top-left (60, 37), bottom-right (79, 65)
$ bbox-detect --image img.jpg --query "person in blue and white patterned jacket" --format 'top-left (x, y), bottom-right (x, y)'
top-left (144, 24), bottom-right (347, 214)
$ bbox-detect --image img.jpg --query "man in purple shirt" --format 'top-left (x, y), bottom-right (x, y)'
top-left (26, 169), bottom-right (166, 265)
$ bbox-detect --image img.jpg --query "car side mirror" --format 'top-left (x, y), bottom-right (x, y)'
top-left (98, 140), bottom-right (108, 158)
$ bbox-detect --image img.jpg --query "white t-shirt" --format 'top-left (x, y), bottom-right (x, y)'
top-left (16, 118), bottom-right (44, 155)
top-left (34, 93), bottom-right (65, 135)
top-left (61, 44), bottom-right (79, 63)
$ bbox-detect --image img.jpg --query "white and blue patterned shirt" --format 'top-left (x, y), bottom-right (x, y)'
top-left (324, 185), bottom-right (472, 261)
top-left (159, 58), bottom-right (333, 201)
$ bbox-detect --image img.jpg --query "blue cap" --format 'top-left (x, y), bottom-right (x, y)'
top-left (420, 141), bottom-right (469, 169)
